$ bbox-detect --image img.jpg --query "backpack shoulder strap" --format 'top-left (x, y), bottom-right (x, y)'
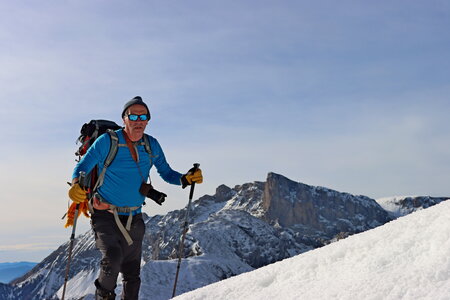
top-left (142, 133), bottom-right (154, 166)
top-left (105, 130), bottom-right (119, 167)
top-left (93, 130), bottom-right (119, 191)
top-left (143, 134), bottom-right (152, 156)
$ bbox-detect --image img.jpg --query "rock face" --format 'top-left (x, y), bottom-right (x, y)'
top-left (263, 173), bottom-right (391, 237)
top-left (5, 172), bottom-right (433, 300)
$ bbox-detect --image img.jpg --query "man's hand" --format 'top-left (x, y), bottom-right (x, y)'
top-left (68, 183), bottom-right (87, 203)
top-left (181, 167), bottom-right (203, 189)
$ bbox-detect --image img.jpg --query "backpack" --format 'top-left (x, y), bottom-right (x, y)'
top-left (75, 119), bottom-right (153, 197)
top-left (75, 120), bottom-right (121, 198)
top-left (76, 119), bottom-right (121, 158)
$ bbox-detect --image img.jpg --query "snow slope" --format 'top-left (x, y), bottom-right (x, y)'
top-left (175, 200), bottom-right (450, 300)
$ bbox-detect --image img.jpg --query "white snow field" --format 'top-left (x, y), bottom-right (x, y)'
top-left (175, 201), bottom-right (450, 300)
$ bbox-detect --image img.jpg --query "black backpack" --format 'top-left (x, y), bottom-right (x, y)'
top-left (76, 119), bottom-right (121, 158)
top-left (75, 120), bottom-right (121, 196)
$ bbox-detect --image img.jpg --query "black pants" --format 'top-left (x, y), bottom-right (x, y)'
top-left (91, 209), bottom-right (145, 300)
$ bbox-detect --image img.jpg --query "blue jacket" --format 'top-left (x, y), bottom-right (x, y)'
top-left (72, 129), bottom-right (182, 214)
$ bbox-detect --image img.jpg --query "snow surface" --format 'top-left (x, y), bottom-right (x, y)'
top-left (174, 201), bottom-right (450, 300)
top-left (376, 195), bottom-right (420, 218)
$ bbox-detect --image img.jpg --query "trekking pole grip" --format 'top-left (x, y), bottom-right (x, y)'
top-left (189, 163), bottom-right (199, 199)
top-left (78, 171), bottom-right (86, 189)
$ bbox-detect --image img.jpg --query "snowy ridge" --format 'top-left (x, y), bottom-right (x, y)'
top-left (8, 230), bottom-right (99, 300)
top-left (175, 200), bottom-right (450, 300)
top-left (376, 195), bottom-right (449, 218)
top-left (0, 283), bottom-right (15, 300)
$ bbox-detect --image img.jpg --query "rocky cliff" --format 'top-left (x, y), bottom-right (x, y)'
top-left (263, 172), bottom-right (390, 237)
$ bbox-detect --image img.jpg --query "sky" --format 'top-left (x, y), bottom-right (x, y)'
top-left (1, 0), bottom-right (450, 263)
top-left (174, 201), bottom-right (450, 300)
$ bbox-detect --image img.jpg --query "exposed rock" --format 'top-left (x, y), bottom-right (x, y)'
top-left (263, 172), bottom-right (391, 236)
top-left (215, 184), bottom-right (233, 202)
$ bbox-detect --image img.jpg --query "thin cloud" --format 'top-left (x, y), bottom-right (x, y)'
top-left (0, 243), bottom-right (60, 252)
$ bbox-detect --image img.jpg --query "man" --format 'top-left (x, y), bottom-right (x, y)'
top-left (68, 96), bottom-right (203, 300)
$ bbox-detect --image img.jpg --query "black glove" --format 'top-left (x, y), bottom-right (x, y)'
top-left (139, 183), bottom-right (167, 205)
top-left (148, 189), bottom-right (167, 205)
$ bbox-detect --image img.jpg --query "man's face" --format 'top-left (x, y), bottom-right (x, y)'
top-left (123, 104), bottom-right (149, 138)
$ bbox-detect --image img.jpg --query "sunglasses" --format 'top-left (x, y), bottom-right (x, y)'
top-left (127, 114), bottom-right (149, 121)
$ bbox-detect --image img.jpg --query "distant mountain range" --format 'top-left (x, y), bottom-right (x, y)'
top-left (1, 172), bottom-right (448, 300)
top-left (0, 262), bottom-right (37, 284)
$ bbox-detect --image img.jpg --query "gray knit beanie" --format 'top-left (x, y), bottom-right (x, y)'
top-left (121, 96), bottom-right (151, 119)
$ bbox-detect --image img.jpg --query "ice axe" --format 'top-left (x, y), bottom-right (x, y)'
top-left (62, 171), bottom-right (86, 300)
top-left (172, 163), bottom-right (200, 298)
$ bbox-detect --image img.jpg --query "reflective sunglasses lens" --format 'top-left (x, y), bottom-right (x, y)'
top-left (128, 114), bottom-right (138, 121)
top-left (128, 114), bottom-right (148, 121)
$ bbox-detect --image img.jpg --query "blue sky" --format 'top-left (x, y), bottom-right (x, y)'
top-left (1, 1), bottom-right (449, 263)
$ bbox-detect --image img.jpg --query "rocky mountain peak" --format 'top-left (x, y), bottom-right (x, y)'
top-left (215, 184), bottom-right (233, 202)
top-left (263, 172), bottom-right (391, 235)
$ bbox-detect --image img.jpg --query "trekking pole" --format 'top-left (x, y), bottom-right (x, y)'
top-left (172, 163), bottom-right (200, 298)
top-left (62, 171), bottom-right (86, 300)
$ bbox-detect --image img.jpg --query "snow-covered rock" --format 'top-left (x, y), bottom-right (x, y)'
top-left (376, 195), bottom-right (449, 218)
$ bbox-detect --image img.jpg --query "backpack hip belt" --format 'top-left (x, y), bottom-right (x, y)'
top-left (90, 192), bottom-right (141, 246)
